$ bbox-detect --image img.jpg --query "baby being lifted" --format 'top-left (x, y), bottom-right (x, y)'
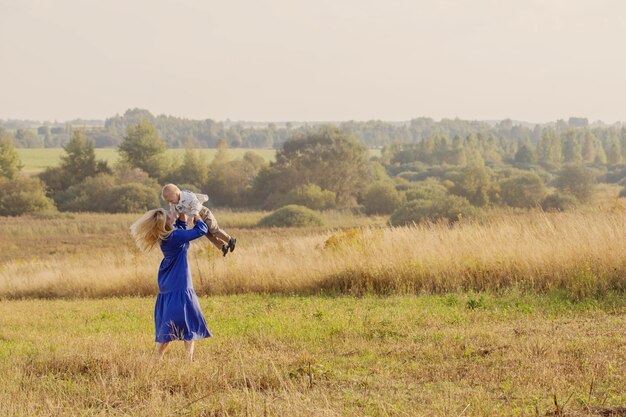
top-left (161, 183), bottom-right (236, 257)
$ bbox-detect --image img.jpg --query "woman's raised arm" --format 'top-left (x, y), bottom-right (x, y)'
top-left (169, 216), bottom-right (208, 245)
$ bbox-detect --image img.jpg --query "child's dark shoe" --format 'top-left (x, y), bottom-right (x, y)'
top-left (221, 244), bottom-right (228, 257)
top-left (228, 237), bottom-right (236, 253)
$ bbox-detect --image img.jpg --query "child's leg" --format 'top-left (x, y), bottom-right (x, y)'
top-left (157, 342), bottom-right (169, 358)
top-left (184, 340), bottom-right (195, 361)
top-left (212, 228), bottom-right (231, 244)
top-left (205, 233), bottom-right (225, 250)
top-left (200, 208), bottom-right (233, 251)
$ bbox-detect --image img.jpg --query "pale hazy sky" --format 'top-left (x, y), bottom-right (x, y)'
top-left (1, 0), bottom-right (625, 123)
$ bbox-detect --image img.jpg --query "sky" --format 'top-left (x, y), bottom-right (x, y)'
top-left (1, 0), bottom-right (625, 123)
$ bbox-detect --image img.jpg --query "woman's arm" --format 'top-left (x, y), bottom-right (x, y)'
top-left (170, 217), bottom-right (208, 245)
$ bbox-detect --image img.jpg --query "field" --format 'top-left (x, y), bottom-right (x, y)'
top-left (0, 208), bottom-right (625, 416)
top-left (15, 148), bottom-right (278, 174)
top-left (1, 294), bottom-right (624, 417)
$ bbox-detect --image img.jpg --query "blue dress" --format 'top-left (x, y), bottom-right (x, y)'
top-left (154, 218), bottom-right (211, 343)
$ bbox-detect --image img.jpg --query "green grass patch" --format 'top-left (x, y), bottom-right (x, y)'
top-left (16, 148), bottom-right (277, 174)
top-left (0, 294), bottom-right (624, 416)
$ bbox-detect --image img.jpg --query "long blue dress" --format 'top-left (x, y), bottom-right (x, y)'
top-left (154, 218), bottom-right (211, 343)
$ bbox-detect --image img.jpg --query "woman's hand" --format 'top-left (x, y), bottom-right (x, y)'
top-left (178, 213), bottom-right (188, 223)
top-left (193, 214), bottom-right (202, 223)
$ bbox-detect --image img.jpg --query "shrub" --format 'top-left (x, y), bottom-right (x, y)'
top-left (405, 179), bottom-right (448, 202)
top-left (0, 176), bottom-right (54, 216)
top-left (390, 195), bottom-right (481, 226)
top-left (540, 193), bottom-right (579, 211)
top-left (285, 184), bottom-right (336, 210)
top-left (498, 173), bottom-right (547, 208)
top-left (554, 165), bottom-right (595, 203)
top-left (258, 205), bottom-right (324, 228)
top-left (361, 182), bottom-right (405, 215)
top-left (55, 174), bottom-right (117, 212)
top-left (102, 183), bottom-right (160, 213)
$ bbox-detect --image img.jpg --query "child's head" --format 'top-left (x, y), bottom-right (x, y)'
top-left (161, 184), bottom-right (181, 204)
top-left (129, 208), bottom-right (174, 252)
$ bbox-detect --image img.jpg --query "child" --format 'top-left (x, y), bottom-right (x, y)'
top-left (161, 183), bottom-right (236, 257)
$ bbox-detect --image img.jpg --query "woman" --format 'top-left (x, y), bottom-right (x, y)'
top-left (130, 208), bottom-right (210, 360)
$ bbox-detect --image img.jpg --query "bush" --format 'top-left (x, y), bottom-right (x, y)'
top-left (361, 182), bottom-right (405, 215)
top-left (555, 165), bottom-right (595, 203)
top-left (404, 179), bottom-right (448, 202)
top-left (0, 176), bottom-right (54, 216)
top-left (56, 174), bottom-right (116, 212)
top-left (258, 205), bottom-right (324, 228)
top-left (498, 173), bottom-right (547, 208)
top-left (102, 183), bottom-right (160, 213)
top-left (55, 175), bottom-right (159, 213)
top-left (389, 195), bottom-right (481, 226)
top-left (540, 193), bottom-right (579, 211)
top-left (285, 184), bottom-right (336, 210)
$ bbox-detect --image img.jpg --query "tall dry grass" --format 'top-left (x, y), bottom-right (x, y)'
top-left (1, 209), bottom-right (626, 299)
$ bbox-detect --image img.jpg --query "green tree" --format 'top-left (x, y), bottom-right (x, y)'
top-left (264, 127), bottom-right (373, 206)
top-left (555, 165), bottom-right (595, 203)
top-left (448, 164), bottom-right (493, 207)
top-left (605, 136), bottom-right (622, 164)
top-left (172, 146), bottom-right (208, 188)
top-left (362, 182), bottom-right (405, 215)
top-left (118, 121), bottom-right (167, 179)
top-left (499, 173), bottom-right (547, 208)
top-left (204, 151), bottom-right (267, 207)
top-left (562, 130), bottom-right (582, 164)
top-left (581, 132), bottom-right (597, 162)
top-left (0, 176), bottom-right (53, 215)
top-left (514, 141), bottom-right (536, 165)
top-left (536, 129), bottom-right (562, 167)
top-left (0, 134), bottom-right (24, 179)
top-left (61, 130), bottom-right (109, 183)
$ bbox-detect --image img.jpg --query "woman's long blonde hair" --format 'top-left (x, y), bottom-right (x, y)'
top-left (130, 208), bottom-right (174, 252)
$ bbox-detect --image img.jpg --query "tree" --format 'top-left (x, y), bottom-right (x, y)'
top-left (14, 128), bottom-right (43, 147)
top-left (555, 165), bottom-right (595, 203)
top-left (362, 182), bottom-right (405, 215)
top-left (171, 146), bottom-right (208, 188)
top-left (262, 127), bottom-right (373, 206)
top-left (0, 176), bottom-right (53, 216)
top-left (204, 151), bottom-right (267, 207)
top-left (499, 173), bottom-right (547, 208)
top-left (514, 141), bottom-right (536, 165)
top-left (536, 129), bottom-right (561, 167)
top-left (118, 120), bottom-right (167, 180)
top-left (447, 163), bottom-right (493, 207)
top-left (562, 130), bottom-right (582, 164)
top-left (0, 134), bottom-right (24, 179)
top-left (61, 130), bottom-right (108, 183)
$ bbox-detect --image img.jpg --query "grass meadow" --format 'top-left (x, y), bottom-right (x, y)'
top-left (1, 294), bottom-right (624, 416)
top-left (0, 208), bottom-right (625, 415)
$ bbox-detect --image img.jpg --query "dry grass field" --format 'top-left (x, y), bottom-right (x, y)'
top-left (0, 208), bottom-right (625, 416)
top-left (1, 208), bottom-right (625, 300)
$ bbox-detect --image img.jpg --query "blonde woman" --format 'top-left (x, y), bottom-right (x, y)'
top-left (130, 208), bottom-right (211, 360)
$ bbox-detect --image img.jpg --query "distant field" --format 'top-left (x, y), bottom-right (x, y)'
top-left (16, 148), bottom-right (278, 174)
top-left (16, 148), bottom-right (382, 174)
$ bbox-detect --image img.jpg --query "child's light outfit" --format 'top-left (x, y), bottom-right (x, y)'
top-left (170, 190), bottom-right (232, 249)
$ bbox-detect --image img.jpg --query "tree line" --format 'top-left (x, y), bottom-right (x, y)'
top-left (1, 117), bottom-right (622, 224)
top-left (2, 110), bottom-right (625, 153)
